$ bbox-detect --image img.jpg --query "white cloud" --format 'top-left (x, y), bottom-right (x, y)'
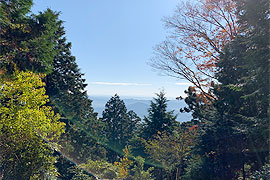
top-left (175, 82), bottom-right (193, 86)
top-left (90, 82), bottom-right (152, 86)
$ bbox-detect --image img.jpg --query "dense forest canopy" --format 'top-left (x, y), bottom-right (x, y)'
top-left (0, 0), bottom-right (269, 179)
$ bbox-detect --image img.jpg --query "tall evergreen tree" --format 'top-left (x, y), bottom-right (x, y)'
top-left (0, 0), bottom-right (105, 178)
top-left (215, 0), bottom-right (269, 175)
top-left (101, 94), bottom-right (141, 162)
top-left (181, 0), bottom-right (269, 179)
top-left (44, 21), bottom-right (91, 120)
top-left (0, 0), bottom-right (59, 74)
top-left (142, 91), bottom-right (177, 140)
top-left (43, 11), bottom-right (107, 175)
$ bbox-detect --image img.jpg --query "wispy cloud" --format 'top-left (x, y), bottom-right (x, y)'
top-left (175, 82), bottom-right (193, 86)
top-left (90, 82), bottom-right (152, 86)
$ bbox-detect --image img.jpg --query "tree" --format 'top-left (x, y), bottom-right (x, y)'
top-left (143, 127), bottom-right (198, 180)
top-left (125, 156), bottom-right (154, 180)
top-left (142, 91), bottom-right (177, 140)
top-left (79, 146), bottom-right (154, 180)
top-left (151, 0), bottom-right (238, 98)
top-left (0, 0), bottom-right (59, 74)
top-left (1, 0), bottom-right (107, 178)
top-left (44, 19), bottom-right (91, 120)
top-left (214, 0), bottom-right (269, 176)
top-left (181, 155), bottom-right (206, 180)
top-left (180, 0), bottom-right (269, 178)
top-left (178, 87), bottom-right (252, 180)
top-left (79, 146), bottom-right (133, 180)
top-left (70, 168), bottom-right (92, 180)
top-left (101, 94), bottom-right (141, 162)
top-left (0, 71), bottom-right (65, 179)
top-left (250, 164), bottom-right (270, 180)
top-left (35, 7), bottom-right (107, 169)
top-left (78, 159), bottom-right (120, 179)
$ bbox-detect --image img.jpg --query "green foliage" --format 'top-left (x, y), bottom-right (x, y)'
top-left (1, 0), bottom-right (268, 179)
top-left (71, 171), bottom-right (92, 180)
top-left (142, 91), bottom-right (177, 140)
top-left (179, 0), bottom-right (269, 179)
top-left (0, 71), bottom-right (65, 179)
top-left (0, 0), bottom-right (60, 74)
top-left (0, 71), bottom-right (64, 139)
top-left (44, 21), bottom-right (91, 119)
top-left (42, 8), bottom-right (107, 167)
top-left (79, 146), bottom-right (153, 180)
top-left (182, 155), bottom-right (206, 180)
top-left (140, 91), bottom-right (179, 180)
top-left (68, 167), bottom-right (92, 180)
top-left (102, 94), bottom-right (141, 162)
top-left (216, 0), bottom-right (269, 175)
top-left (79, 159), bottom-right (121, 179)
top-left (113, 146), bottom-right (134, 179)
top-left (54, 155), bottom-right (77, 180)
top-left (125, 156), bottom-right (154, 180)
top-left (143, 127), bottom-right (197, 179)
top-left (250, 164), bottom-right (270, 180)
top-left (0, 0), bottom-right (33, 21)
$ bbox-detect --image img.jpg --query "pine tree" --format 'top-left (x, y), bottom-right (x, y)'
top-left (0, 0), bottom-right (59, 74)
top-left (216, 0), bottom-right (269, 174)
top-left (0, 0), bottom-right (106, 178)
top-left (43, 13), bottom-right (107, 169)
top-left (142, 91), bottom-right (177, 140)
top-left (44, 21), bottom-right (91, 119)
top-left (101, 94), bottom-right (141, 162)
top-left (181, 0), bottom-right (269, 179)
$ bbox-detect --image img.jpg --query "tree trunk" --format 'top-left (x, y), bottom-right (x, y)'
top-left (175, 167), bottom-right (179, 180)
top-left (242, 162), bottom-right (246, 180)
top-left (175, 166), bottom-right (181, 180)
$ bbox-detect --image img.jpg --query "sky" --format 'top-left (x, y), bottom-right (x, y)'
top-left (32, 0), bottom-right (192, 99)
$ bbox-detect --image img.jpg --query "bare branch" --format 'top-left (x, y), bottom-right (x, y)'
top-left (151, 0), bottom-right (238, 100)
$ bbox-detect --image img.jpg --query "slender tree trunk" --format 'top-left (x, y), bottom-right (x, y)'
top-left (176, 160), bottom-right (182, 180)
top-left (242, 162), bottom-right (246, 180)
top-left (175, 167), bottom-right (180, 180)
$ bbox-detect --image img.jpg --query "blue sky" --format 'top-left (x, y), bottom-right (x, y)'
top-left (32, 0), bottom-right (191, 99)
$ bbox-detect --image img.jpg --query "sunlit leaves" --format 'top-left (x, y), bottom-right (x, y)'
top-left (143, 127), bottom-right (198, 178)
top-left (114, 146), bottom-right (134, 178)
top-left (79, 147), bottom-right (133, 179)
top-left (0, 71), bottom-right (65, 141)
top-left (0, 71), bottom-right (65, 179)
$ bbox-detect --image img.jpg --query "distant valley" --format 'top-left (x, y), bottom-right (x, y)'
top-left (90, 96), bottom-right (192, 122)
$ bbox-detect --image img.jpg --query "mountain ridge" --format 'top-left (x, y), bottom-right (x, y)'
top-left (89, 96), bottom-right (191, 122)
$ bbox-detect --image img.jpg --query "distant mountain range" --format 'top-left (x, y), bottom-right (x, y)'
top-left (89, 96), bottom-right (192, 122)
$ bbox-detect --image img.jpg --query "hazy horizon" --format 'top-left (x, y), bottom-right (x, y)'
top-left (32, 0), bottom-right (191, 98)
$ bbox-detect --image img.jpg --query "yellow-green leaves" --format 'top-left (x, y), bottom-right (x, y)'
top-left (143, 128), bottom-right (197, 175)
top-left (0, 71), bottom-right (65, 142)
top-left (0, 71), bottom-right (65, 179)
